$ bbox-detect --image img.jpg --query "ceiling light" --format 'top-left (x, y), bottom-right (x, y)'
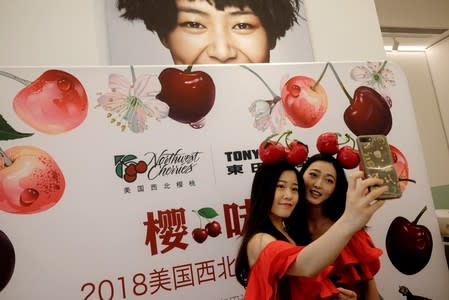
top-left (398, 45), bottom-right (427, 52)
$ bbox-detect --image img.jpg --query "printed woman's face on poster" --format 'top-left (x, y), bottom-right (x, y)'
top-left (105, 0), bottom-right (314, 65)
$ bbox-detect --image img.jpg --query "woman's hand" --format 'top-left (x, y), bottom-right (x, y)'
top-left (337, 287), bottom-right (357, 299)
top-left (340, 171), bottom-right (387, 232)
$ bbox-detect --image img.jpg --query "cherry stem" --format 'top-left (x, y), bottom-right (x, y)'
top-left (284, 130), bottom-right (294, 148)
top-left (262, 130), bottom-right (292, 148)
top-left (277, 130), bottom-right (291, 144)
top-left (263, 133), bottom-right (280, 144)
top-left (311, 62), bottom-right (329, 91)
top-left (240, 65), bottom-right (278, 98)
top-left (185, 65), bottom-right (193, 72)
top-left (130, 65), bottom-right (136, 86)
top-left (343, 133), bottom-right (356, 148)
top-left (327, 62), bottom-right (353, 104)
top-left (336, 132), bottom-right (350, 146)
top-left (0, 146), bottom-right (12, 167)
top-left (398, 178), bottom-right (417, 184)
top-left (412, 206), bottom-right (427, 225)
top-left (0, 70), bottom-right (32, 86)
top-left (378, 60), bottom-right (388, 74)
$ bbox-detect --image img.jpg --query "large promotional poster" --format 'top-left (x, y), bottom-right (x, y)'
top-left (0, 61), bottom-right (448, 299)
top-left (105, 0), bottom-right (314, 65)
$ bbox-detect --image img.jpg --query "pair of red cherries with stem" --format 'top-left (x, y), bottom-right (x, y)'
top-left (258, 130), bottom-right (360, 169)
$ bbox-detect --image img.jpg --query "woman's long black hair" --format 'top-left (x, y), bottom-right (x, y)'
top-left (234, 161), bottom-right (301, 287)
top-left (288, 153), bottom-right (348, 245)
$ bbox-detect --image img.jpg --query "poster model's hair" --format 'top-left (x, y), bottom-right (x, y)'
top-left (117, 0), bottom-right (301, 47)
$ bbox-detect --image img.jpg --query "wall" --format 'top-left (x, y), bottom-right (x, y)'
top-left (374, 0), bottom-right (449, 29)
top-left (304, 0), bottom-right (386, 61)
top-left (427, 37), bottom-right (449, 149)
top-left (0, 0), bottom-right (109, 65)
top-left (386, 50), bottom-right (449, 209)
top-left (426, 37), bottom-right (449, 209)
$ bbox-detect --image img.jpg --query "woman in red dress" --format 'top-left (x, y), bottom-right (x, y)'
top-left (291, 154), bottom-right (383, 299)
top-left (235, 160), bottom-right (387, 299)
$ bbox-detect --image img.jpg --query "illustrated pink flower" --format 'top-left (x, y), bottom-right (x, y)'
top-left (350, 61), bottom-right (395, 107)
top-left (243, 64), bottom-right (288, 133)
top-left (249, 97), bottom-right (286, 133)
top-left (97, 68), bottom-right (169, 133)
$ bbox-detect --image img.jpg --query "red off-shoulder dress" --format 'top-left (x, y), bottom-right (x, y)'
top-left (243, 230), bottom-right (382, 300)
top-left (329, 229), bottom-right (383, 299)
top-left (243, 240), bottom-right (340, 300)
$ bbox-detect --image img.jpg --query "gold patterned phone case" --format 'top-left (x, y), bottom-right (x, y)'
top-left (356, 135), bottom-right (402, 199)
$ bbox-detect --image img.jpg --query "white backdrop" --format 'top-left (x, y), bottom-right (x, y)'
top-left (0, 61), bottom-right (448, 299)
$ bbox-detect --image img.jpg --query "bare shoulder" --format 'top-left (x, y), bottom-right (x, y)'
top-left (247, 233), bottom-right (277, 267)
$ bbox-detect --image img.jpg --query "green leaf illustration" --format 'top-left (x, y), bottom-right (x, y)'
top-left (198, 207), bottom-right (219, 219)
top-left (0, 114), bottom-right (33, 140)
top-left (115, 162), bottom-right (124, 178)
top-left (114, 154), bottom-right (138, 178)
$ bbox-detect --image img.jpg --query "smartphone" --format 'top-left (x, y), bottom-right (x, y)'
top-left (356, 135), bottom-right (401, 199)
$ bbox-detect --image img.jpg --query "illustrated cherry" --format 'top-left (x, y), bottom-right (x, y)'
top-left (0, 230), bottom-right (15, 292)
top-left (337, 146), bottom-right (360, 169)
top-left (192, 207), bottom-right (220, 243)
top-left (285, 139), bottom-right (309, 165)
top-left (205, 221), bottom-right (222, 237)
top-left (157, 66), bottom-right (215, 129)
top-left (123, 173), bottom-right (137, 183)
top-left (135, 160), bottom-right (148, 173)
top-left (192, 228), bottom-right (208, 243)
top-left (327, 63), bottom-right (392, 136)
top-left (386, 206), bottom-right (433, 275)
top-left (281, 72), bottom-right (328, 128)
top-left (344, 86), bottom-right (393, 136)
top-left (0, 69), bottom-right (88, 134)
top-left (125, 164), bottom-right (137, 176)
top-left (390, 145), bottom-right (412, 192)
top-left (0, 145), bottom-right (65, 214)
top-left (390, 149), bottom-right (398, 163)
top-left (316, 132), bottom-right (341, 155)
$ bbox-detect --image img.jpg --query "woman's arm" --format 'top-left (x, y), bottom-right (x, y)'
top-left (288, 171), bottom-right (387, 277)
top-left (365, 279), bottom-right (381, 300)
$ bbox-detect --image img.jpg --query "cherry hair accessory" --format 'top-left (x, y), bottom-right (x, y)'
top-left (316, 132), bottom-right (361, 169)
top-left (258, 130), bottom-right (309, 165)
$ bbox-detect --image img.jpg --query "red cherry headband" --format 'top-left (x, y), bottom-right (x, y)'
top-left (258, 130), bottom-right (361, 169)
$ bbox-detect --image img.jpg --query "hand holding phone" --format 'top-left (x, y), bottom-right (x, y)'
top-left (356, 135), bottom-right (401, 199)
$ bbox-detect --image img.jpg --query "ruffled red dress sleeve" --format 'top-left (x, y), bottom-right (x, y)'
top-left (244, 240), bottom-right (339, 300)
top-left (331, 229), bottom-right (382, 294)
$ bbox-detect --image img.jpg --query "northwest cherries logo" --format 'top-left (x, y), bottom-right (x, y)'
top-left (114, 149), bottom-right (202, 183)
top-left (114, 154), bottom-right (148, 183)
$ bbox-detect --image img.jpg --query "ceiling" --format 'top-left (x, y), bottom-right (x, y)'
top-left (374, 0), bottom-right (449, 50)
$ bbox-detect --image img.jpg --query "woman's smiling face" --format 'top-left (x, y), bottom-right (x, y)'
top-left (302, 161), bottom-right (337, 206)
top-left (161, 0), bottom-right (271, 64)
top-left (270, 170), bottom-right (299, 220)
